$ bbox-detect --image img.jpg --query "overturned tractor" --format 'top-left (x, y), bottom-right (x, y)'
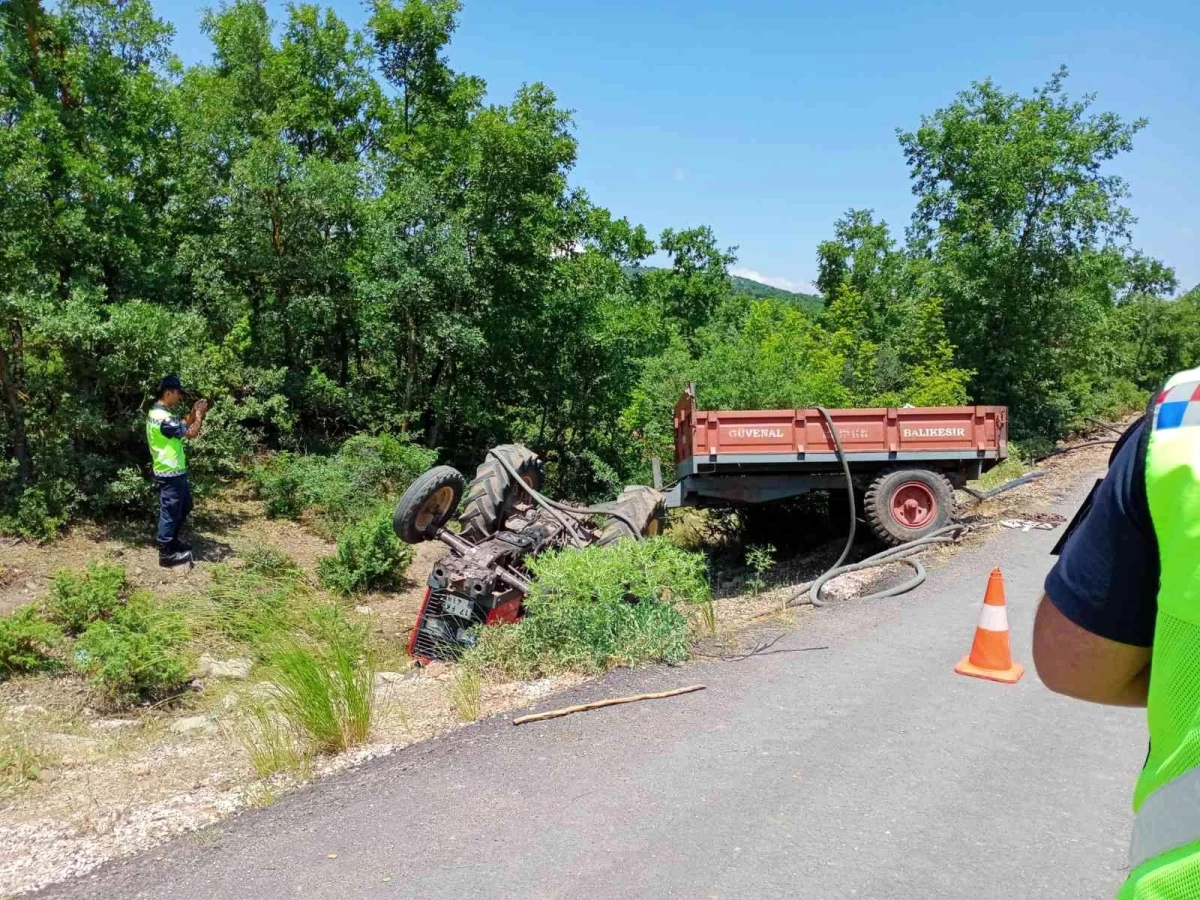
top-left (393, 445), bottom-right (664, 662)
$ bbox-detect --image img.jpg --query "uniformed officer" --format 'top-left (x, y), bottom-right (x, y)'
top-left (1035, 366), bottom-right (1200, 898)
top-left (146, 375), bottom-right (207, 567)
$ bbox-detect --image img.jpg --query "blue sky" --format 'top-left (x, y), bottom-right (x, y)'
top-left (161, 0), bottom-right (1198, 294)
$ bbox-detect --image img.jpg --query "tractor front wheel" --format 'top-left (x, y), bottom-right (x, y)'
top-left (394, 466), bottom-right (466, 544)
top-left (863, 468), bottom-right (955, 546)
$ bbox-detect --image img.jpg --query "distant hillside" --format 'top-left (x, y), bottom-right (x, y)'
top-left (729, 275), bottom-right (823, 314)
top-left (623, 266), bottom-right (824, 315)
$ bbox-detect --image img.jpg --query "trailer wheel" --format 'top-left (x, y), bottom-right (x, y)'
top-left (863, 468), bottom-right (955, 546)
top-left (394, 466), bottom-right (466, 544)
top-left (459, 444), bottom-right (544, 542)
top-left (596, 486), bottom-right (667, 546)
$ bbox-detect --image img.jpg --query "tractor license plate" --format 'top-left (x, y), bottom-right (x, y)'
top-left (442, 594), bottom-right (474, 620)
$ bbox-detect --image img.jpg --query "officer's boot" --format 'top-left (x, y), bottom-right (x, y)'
top-left (159, 547), bottom-right (193, 568)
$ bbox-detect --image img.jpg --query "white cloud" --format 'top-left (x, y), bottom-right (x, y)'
top-left (672, 167), bottom-right (685, 182)
top-left (730, 268), bottom-right (817, 294)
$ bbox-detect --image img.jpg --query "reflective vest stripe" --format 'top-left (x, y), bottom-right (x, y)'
top-left (1130, 765), bottom-right (1200, 869)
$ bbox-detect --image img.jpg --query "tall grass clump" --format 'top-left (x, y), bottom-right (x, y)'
top-left (465, 538), bottom-right (713, 679)
top-left (448, 665), bottom-right (482, 722)
top-left (192, 562), bottom-right (310, 653)
top-left (266, 609), bottom-right (375, 753)
top-left (0, 729), bottom-right (53, 796)
top-left (229, 701), bottom-right (312, 779)
top-left (242, 544), bottom-right (304, 580)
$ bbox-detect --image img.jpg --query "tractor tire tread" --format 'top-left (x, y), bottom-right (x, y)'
top-left (596, 486), bottom-right (667, 547)
top-left (459, 445), bottom-right (543, 542)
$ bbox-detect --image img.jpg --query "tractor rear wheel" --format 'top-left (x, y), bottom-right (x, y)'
top-left (863, 468), bottom-right (955, 546)
top-left (458, 444), bottom-right (544, 542)
top-left (596, 486), bottom-right (667, 546)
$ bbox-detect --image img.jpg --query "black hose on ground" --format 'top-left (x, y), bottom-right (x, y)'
top-left (783, 406), bottom-right (968, 609)
top-left (1085, 417), bottom-right (1126, 437)
top-left (789, 524), bottom-right (968, 608)
top-left (959, 471), bottom-right (1046, 503)
top-left (487, 449), bottom-right (645, 544)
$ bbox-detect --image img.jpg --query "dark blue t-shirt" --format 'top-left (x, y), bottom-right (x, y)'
top-left (1044, 419), bottom-right (1160, 647)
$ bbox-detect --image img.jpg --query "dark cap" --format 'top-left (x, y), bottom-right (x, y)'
top-left (155, 374), bottom-right (188, 397)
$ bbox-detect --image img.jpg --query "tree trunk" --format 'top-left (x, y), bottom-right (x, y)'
top-left (0, 320), bottom-right (34, 484)
top-left (401, 310), bottom-right (418, 429)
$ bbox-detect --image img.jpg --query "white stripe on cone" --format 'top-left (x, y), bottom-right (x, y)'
top-left (977, 604), bottom-right (1009, 632)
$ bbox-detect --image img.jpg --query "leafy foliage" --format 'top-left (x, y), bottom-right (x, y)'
top-left (0, 0), bottom-right (1189, 542)
top-left (253, 434), bottom-right (436, 538)
top-left (317, 507), bottom-right (414, 596)
top-left (465, 538), bottom-right (712, 679)
top-left (45, 562), bottom-right (128, 635)
top-left (896, 67), bottom-right (1178, 438)
top-left (0, 607), bottom-right (63, 679)
top-left (73, 593), bottom-right (191, 705)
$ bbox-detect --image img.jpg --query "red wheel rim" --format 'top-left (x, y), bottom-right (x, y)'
top-left (891, 481), bottom-right (937, 529)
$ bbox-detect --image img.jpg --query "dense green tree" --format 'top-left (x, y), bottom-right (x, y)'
top-left (898, 66), bottom-right (1175, 437)
top-left (0, 4), bottom-right (1187, 540)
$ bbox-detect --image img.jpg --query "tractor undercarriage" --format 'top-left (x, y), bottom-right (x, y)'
top-left (393, 445), bottom-right (664, 662)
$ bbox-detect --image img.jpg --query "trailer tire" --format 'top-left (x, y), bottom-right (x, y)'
top-left (863, 468), bottom-right (955, 546)
top-left (596, 486), bottom-right (667, 546)
top-left (459, 444), bottom-right (544, 542)
top-left (393, 466), bottom-right (466, 544)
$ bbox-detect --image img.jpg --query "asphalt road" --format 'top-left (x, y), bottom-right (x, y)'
top-left (39, 482), bottom-right (1146, 900)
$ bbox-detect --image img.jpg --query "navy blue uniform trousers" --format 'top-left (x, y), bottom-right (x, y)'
top-left (155, 475), bottom-right (192, 551)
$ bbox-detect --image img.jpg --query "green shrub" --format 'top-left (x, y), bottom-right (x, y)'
top-left (0, 607), bottom-right (63, 678)
top-left (252, 452), bottom-right (315, 519)
top-left (101, 467), bottom-right (157, 518)
top-left (252, 434), bottom-right (436, 537)
top-left (267, 610), bottom-right (374, 753)
top-left (0, 483), bottom-right (73, 543)
top-left (317, 508), bottom-right (413, 596)
top-left (46, 561), bottom-right (128, 634)
top-left (745, 544), bottom-right (777, 597)
top-left (465, 538), bottom-right (713, 679)
top-left (74, 593), bottom-right (191, 705)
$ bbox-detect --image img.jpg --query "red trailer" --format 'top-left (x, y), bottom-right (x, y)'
top-left (665, 386), bottom-right (1008, 544)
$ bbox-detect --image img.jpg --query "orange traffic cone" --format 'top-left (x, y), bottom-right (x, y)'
top-left (955, 568), bottom-right (1024, 684)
